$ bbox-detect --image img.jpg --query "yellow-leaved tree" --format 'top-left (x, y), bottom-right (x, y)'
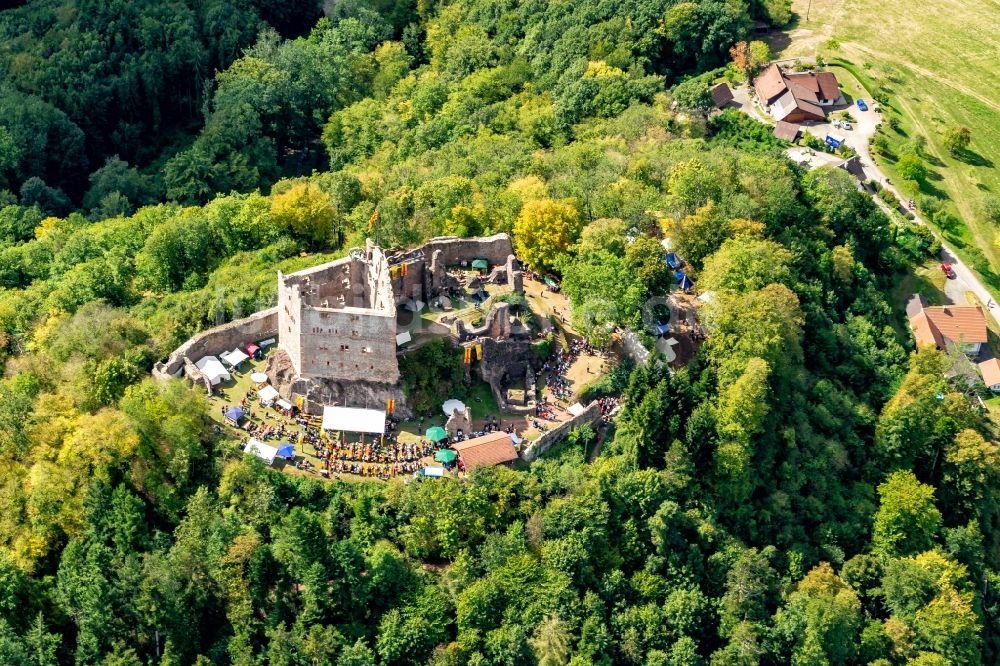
top-left (270, 182), bottom-right (338, 248)
top-left (513, 198), bottom-right (582, 272)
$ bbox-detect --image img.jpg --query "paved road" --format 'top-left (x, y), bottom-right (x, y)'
top-left (733, 77), bottom-right (998, 320)
top-left (790, 99), bottom-right (999, 321)
top-left (847, 117), bottom-right (999, 320)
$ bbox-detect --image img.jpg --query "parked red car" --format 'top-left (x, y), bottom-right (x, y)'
top-left (941, 262), bottom-right (956, 279)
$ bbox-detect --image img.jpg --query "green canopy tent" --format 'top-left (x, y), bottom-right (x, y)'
top-left (434, 449), bottom-right (457, 464)
top-left (426, 426), bottom-right (448, 443)
top-left (471, 259), bottom-right (488, 270)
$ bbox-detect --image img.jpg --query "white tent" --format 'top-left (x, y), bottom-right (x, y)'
top-left (222, 348), bottom-right (250, 368)
top-left (258, 385), bottom-right (280, 404)
top-left (442, 399), bottom-right (466, 416)
top-left (243, 438), bottom-right (277, 464)
top-left (322, 406), bottom-right (386, 434)
top-left (251, 372), bottom-right (269, 383)
top-left (567, 402), bottom-right (585, 417)
top-left (276, 399), bottom-right (293, 411)
top-left (195, 355), bottom-right (231, 385)
top-left (396, 331), bottom-right (412, 346)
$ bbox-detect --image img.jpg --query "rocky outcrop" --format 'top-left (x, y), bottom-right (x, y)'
top-left (266, 349), bottom-right (410, 418)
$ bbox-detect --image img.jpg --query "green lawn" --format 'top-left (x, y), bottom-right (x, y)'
top-left (777, 0), bottom-right (1000, 297)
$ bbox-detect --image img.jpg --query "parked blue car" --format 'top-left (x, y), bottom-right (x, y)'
top-left (856, 99), bottom-right (868, 112)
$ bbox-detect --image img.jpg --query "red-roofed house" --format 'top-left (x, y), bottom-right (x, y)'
top-left (907, 294), bottom-right (987, 355)
top-left (753, 64), bottom-right (843, 123)
top-left (979, 358), bottom-right (1000, 392)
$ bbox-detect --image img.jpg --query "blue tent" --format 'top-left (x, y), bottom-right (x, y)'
top-left (654, 323), bottom-right (670, 336)
top-left (225, 407), bottom-right (245, 423)
top-left (276, 444), bottom-right (294, 459)
top-left (678, 275), bottom-right (694, 291)
top-left (674, 270), bottom-right (687, 283)
top-left (666, 253), bottom-right (681, 269)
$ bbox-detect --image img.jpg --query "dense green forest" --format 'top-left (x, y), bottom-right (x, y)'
top-left (1, 0), bottom-right (998, 664)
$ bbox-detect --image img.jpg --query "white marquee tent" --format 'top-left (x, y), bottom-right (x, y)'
top-left (222, 348), bottom-right (250, 368)
top-left (195, 355), bottom-right (231, 385)
top-left (243, 438), bottom-right (277, 464)
top-left (258, 385), bottom-right (280, 405)
top-left (322, 406), bottom-right (386, 434)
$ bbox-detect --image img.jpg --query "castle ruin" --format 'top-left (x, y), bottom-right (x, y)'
top-left (277, 241), bottom-right (399, 385)
top-left (153, 233), bottom-right (534, 417)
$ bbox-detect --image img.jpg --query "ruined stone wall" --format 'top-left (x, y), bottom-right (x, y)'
top-left (282, 255), bottom-right (356, 307)
top-left (366, 244), bottom-right (395, 312)
top-left (477, 337), bottom-right (538, 414)
top-left (297, 306), bottom-right (398, 383)
top-left (520, 402), bottom-right (602, 462)
top-left (419, 234), bottom-right (514, 267)
top-left (152, 307), bottom-right (279, 380)
top-left (391, 259), bottom-right (426, 305)
top-left (277, 272), bottom-right (303, 375)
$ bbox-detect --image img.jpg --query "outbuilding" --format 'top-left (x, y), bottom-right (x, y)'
top-left (980, 358), bottom-right (1000, 392)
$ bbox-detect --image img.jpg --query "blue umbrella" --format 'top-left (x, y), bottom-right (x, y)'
top-left (276, 444), bottom-right (294, 459)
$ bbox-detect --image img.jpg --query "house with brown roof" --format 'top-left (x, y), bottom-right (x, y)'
top-left (979, 358), bottom-right (1000, 392)
top-left (753, 64), bottom-right (843, 123)
top-left (907, 294), bottom-right (987, 356)
top-left (773, 120), bottom-right (801, 142)
top-left (711, 83), bottom-right (734, 108)
top-left (453, 432), bottom-right (519, 469)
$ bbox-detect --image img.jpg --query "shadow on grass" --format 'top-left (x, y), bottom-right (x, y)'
top-left (957, 149), bottom-right (995, 168)
top-left (977, 182), bottom-right (991, 192)
top-left (917, 179), bottom-right (948, 199)
top-left (925, 154), bottom-right (946, 168)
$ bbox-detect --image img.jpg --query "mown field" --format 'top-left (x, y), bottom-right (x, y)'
top-left (776, 0), bottom-right (1000, 292)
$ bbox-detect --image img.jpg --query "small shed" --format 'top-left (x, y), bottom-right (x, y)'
top-left (711, 83), bottom-right (734, 108)
top-left (980, 358), bottom-right (1000, 392)
top-left (773, 121), bottom-right (801, 142)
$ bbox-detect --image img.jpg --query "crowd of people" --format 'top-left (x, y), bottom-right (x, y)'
top-left (542, 337), bottom-right (600, 402)
top-left (596, 395), bottom-right (623, 423)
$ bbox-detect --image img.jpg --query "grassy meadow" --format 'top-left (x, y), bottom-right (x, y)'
top-left (775, 0), bottom-right (1000, 294)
